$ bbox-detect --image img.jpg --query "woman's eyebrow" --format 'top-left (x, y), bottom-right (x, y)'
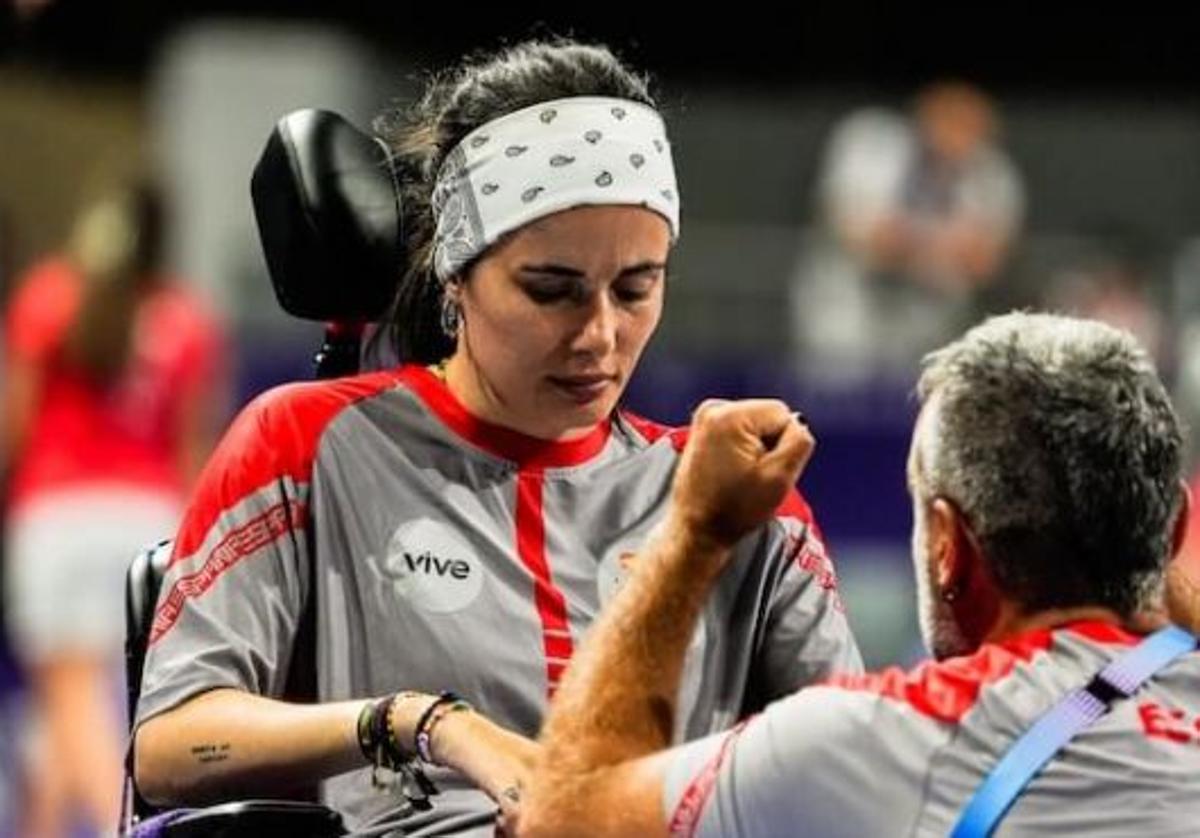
top-left (520, 261), bottom-right (666, 277)
top-left (617, 260), bottom-right (667, 277)
top-left (519, 263), bottom-right (585, 277)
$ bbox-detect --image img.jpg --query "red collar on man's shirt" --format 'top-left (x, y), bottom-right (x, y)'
top-left (823, 620), bottom-right (1142, 724)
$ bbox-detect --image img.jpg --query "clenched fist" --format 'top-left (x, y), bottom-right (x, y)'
top-left (669, 399), bottom-right (814, 549)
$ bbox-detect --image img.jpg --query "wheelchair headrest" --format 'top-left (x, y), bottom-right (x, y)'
top-left (251, 109), bottom-right (403, 322)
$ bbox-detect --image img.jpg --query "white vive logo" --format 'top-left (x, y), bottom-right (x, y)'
top-left (382, 519), bottom-right (484, 613)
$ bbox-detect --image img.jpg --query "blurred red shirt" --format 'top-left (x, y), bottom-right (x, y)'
top-left (4, 258), bottom-right (223, 512)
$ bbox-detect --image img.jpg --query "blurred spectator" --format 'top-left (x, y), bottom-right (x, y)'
top-left (1042, 229), bottom-right (1167, 365)
top-left (0, 203), bottom-right (16, 838)
top-left (1, 182), bottom-right (225, 836)
top-left (793, 81), bottom-right (1024, 379)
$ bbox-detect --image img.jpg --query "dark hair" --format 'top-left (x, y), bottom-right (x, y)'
top-left (917, 312), bottom-right (1185, 618)
top-left (64, 183), bottom-right (165, 385)
top-left (370, 38), bottom-right (655, 364)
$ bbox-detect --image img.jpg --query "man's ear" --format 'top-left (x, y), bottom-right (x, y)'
top-left (1170, 479), bottom-right (1193, 563)
top-left (929, 497), bottom-right (974, 598)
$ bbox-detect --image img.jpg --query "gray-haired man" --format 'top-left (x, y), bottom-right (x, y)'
top-left (519, 312), bottom-right (1200, 837)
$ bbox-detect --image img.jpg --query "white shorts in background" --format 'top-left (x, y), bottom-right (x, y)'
top-left (4, 485), bottom-right (181, 663)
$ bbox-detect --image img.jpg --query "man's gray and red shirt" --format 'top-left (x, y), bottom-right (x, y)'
top-left (664, 620), bottom-right (1200, 837)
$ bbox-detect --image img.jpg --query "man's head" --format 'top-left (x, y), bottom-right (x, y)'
top-left (915, 81), bottom-right (996, 164)
top-left (909, 312), bottom-right (1186, 658)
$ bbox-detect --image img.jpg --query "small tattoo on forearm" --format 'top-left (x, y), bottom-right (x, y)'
top-left (190, 742), bottom-right (232, 764)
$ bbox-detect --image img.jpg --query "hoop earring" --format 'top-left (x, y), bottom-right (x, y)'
top-left (440, 293), bottom-right (461, 338)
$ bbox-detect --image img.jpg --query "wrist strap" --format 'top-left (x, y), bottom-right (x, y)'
top-left (356, 692), bottom-right (441, 809)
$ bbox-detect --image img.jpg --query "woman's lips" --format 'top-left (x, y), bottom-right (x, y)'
top-left (548, 374), bottom-right (615, 404)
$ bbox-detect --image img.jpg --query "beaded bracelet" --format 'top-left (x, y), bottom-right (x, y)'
top-left (415, 694), bottom-right (473, 764)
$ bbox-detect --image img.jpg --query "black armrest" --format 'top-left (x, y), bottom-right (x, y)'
top-left (125, 539), bottom-right (173, 731)
top-left (163, 800), bottom-right (346, 837)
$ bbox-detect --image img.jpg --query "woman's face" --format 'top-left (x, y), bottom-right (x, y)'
top-left (447, 204), bottom-right (670, 440)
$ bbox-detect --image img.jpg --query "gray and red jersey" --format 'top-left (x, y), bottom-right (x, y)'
top-left (135, 364), bottom-right (861, 835)
top-left (664, 620), bottom-right (1200, 837)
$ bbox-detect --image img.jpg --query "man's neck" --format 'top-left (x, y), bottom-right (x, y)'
top-left (984, 602), bottom-right (1150, 644)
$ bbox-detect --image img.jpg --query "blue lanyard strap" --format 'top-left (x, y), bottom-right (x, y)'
top-left (951, 624), bottom-right (1197, 838)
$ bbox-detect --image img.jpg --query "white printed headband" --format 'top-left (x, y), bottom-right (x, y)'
top-left (431, 96), bottom-right (680, 281)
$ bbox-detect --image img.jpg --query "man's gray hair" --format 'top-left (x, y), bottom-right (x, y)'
top-left (916, 312), bottom-right (1184, 617)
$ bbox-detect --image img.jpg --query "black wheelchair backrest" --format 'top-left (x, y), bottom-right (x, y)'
top-left (251, 108), bottom-right (403, 324)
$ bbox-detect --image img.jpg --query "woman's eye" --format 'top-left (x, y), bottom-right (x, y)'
top-left (521, 278), bottom-right (573, 303)
top-left (613, 273), bottom-right (660, 303)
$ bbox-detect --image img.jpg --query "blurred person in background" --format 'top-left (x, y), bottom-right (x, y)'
top-left (2, 181), bottom-right (225, 836)
top-left (0, 203), bottom-right (18, 837)
top-left (1041, 228), bottom-right (1167, 366)
top-left (794, 80), bottom-right (1024, 379)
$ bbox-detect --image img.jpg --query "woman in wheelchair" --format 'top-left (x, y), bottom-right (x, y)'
top-left (132, 38), bottom-right (863, 836)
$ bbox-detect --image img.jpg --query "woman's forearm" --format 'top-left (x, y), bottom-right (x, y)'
top-left (134, 687), bottom-right (367, 806)
top-left (134, 687), bottom-right (540, 810)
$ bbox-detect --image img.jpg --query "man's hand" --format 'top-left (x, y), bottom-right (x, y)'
top-left (669, 399), bottom-right (814, 550)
